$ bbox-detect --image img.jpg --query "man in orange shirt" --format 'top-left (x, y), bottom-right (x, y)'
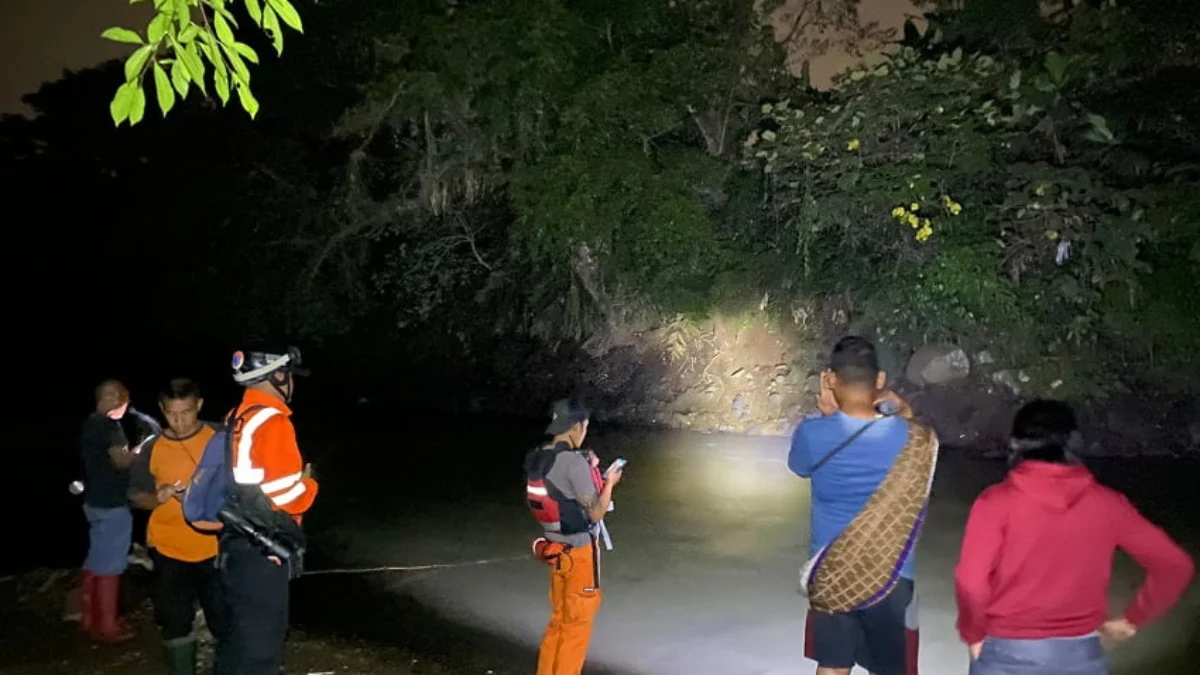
top-left (130, 379), bottom-right (229, 675)
top-left (218, 347), bottom-right (318, 675)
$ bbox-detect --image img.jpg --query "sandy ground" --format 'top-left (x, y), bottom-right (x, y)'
top-left (325, 430), bottom-right (1200, 675)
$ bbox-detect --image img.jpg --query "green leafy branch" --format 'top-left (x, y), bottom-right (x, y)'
top-left (102, 0), bottom-right (304, 126)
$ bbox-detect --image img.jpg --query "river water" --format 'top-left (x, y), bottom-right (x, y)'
top-left (289, 417), bottom-right (1199, 675)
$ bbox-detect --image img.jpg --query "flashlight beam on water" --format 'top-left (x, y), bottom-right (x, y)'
top-left (69, 428), bottom-right (526, 578)
top-left (65, 480), bottom-right (529, 576)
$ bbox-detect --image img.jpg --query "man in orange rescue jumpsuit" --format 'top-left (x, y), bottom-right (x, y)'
top-left (525, 399), bottom-right (623, 675)
top-left (219, 347), bottom-right (318, 675)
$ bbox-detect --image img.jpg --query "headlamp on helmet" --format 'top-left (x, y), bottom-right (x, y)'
top-left (231, 346), bottom-right (308, 385)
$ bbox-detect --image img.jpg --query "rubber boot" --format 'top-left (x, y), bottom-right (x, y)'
top-left (90, 574), bottom-right (135, 642)
top-left (79, 571), bottom-right (95, 633)
top-left (163, 635), bottom-right (197, 675)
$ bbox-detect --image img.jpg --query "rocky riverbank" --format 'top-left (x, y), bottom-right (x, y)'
top-left (425, 312), bottom-right (1200, 458)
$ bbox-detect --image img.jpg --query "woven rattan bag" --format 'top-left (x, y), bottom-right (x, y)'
top-left (799, 422), bottom-right (939, 614)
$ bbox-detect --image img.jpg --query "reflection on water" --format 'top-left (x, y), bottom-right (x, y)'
top-left (299, 422), bottom-right (1199, 675)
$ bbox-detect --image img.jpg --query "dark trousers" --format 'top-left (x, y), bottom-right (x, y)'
top-left (214, 536), bottom-right (290, 675)
top-left (804, 579), bottom-right (919, 675)
top-left (152, 550), bottom-right (230, 642)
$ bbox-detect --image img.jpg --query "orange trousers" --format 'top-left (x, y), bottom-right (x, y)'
top-left (536, 539), bottom-right (602, 675)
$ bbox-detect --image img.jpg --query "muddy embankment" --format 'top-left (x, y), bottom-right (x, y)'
top-left (441, 312), bottom-right (1200, 458)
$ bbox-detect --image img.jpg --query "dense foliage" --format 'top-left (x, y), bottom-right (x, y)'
top-left (744, 0), bottom-right (1200, 395)
top-left (11, 0), bottom-right (1200, 399)
top-left (333, 0), bottom-right (798, 347)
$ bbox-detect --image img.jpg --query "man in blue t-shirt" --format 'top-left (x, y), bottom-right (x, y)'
top-left (788, 336), bottom-right (923, 675)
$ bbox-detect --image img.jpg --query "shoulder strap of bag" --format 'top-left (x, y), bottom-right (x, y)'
top-left (809, 418), bottom-right (881, 475)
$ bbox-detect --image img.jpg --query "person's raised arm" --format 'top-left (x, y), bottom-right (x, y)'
top-left (874, 389), bottom-right (914, 420)
top-left (577, 479), bottom-right (618, 523)
top-left (788, 425), bottom-right (814, 478)
top-left (817, 371), bottom-right (838, 417)
top-left (564, 455), bottom-right (619, 523)
top-left (108, 444), bottom-right (135, 470)
top-left (128, 442), bottom-right (159, 510)
top-left (83, 415), bottom-right (133, 470)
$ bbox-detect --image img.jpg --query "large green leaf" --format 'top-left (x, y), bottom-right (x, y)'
top-left (101, 27), bottom-right (144, 45)
top-left (153, 62), bottom-right (176, 115)
top-left (266, 0), bottom-right (303, 33)
top-left (124, 44), bottom-right (154, 81)
top-left (109, 82), bottom-right (136, 125)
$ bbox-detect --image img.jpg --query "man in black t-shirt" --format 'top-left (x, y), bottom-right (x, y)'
top-left (79, 379), bottom-right (138, 642)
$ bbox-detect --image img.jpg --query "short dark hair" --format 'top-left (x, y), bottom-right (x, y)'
top-left (1010, 399), bottom-right (1078, 464)
top-left (159, 378), bottom-right (202, 404)
top-left (95, 379), bottom-right (129, 405)
top-left (829, 335), bottom-right (880, 386)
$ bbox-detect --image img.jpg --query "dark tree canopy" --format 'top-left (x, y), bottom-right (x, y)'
top-left (9, 0), bottom-right (1199, 402)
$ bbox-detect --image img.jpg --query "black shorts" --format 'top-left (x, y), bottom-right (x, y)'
top-left (803, 578), bottom-right (919, 675)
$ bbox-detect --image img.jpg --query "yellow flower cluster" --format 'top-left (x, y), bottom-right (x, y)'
top-left (846, 138), bottom-right (861, 151)
top-left (891, 203), bottom-right (933, 242)
top-left (892, 195), bottom-right (962, 243)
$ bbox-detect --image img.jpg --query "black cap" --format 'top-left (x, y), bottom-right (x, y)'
top-left (545, 399), bottom-right (590, 436)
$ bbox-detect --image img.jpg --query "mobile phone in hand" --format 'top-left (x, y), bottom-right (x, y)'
top-left (604, 458), bottom-right (627, 478)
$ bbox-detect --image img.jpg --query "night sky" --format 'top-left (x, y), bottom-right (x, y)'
top-left (0, 0), bottom-right (921, 116)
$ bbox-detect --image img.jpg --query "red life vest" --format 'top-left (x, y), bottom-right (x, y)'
top-left (524, 442), bottom-right (603, 536)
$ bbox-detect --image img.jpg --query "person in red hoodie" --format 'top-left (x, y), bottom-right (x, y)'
top-left (955, 399), bottom-right (1194, 674)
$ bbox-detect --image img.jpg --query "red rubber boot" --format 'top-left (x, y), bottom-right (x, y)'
top-left (90, 575), bottom-right (135, 643)
top-left (79, 571), bottom-right (95, 634)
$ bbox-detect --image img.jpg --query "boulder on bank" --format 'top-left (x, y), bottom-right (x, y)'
top-left (906, 344), bottom-right (971, 386)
